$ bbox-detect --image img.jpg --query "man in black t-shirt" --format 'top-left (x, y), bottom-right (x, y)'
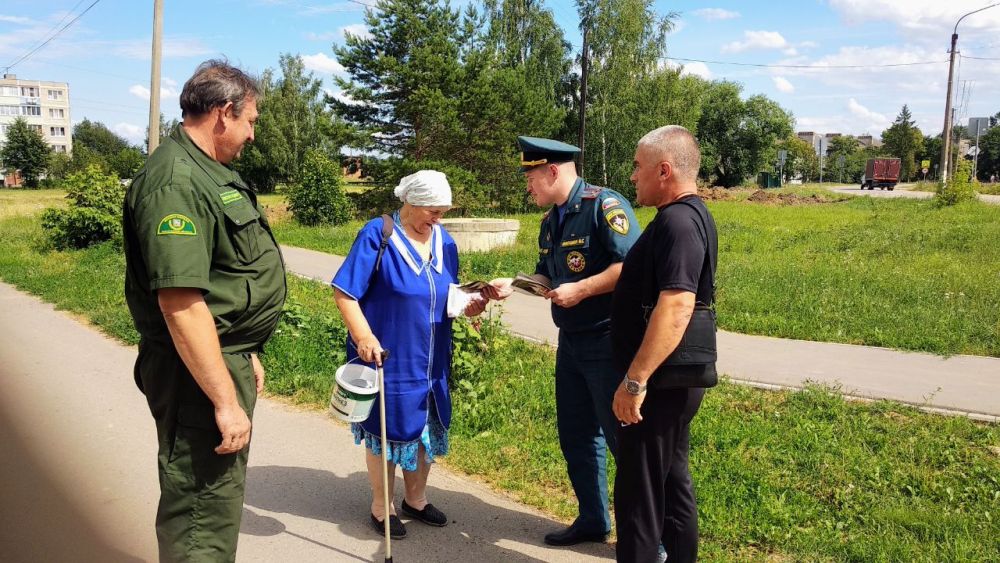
top-left (610, 125), bottom-right (718, 563)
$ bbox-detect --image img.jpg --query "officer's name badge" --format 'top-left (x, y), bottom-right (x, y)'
top-left (220, 189), bottom-right (243, 205)
top-left (605, 209), bottom-right (630, 235)
top-left (157, 214), bottom-right (197, 236)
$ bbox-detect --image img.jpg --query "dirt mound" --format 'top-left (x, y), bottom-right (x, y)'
top-left (746, 190), bottom-right (832, 206)
top-left (698, 187), bottom-right (736, 201)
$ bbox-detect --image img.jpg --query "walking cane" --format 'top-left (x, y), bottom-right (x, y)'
top-left (376, 349), bottom-right (394, 562)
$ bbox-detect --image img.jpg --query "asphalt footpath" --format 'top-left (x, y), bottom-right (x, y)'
top-left (0, 281), bottom-right (612, 563)
top-left (281, 245), bottom-right (1000, 422)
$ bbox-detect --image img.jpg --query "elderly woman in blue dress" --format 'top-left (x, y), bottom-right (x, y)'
top-left (332, 170), bottom-right (486, 539)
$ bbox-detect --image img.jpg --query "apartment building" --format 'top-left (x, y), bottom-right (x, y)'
top-left (0, 73), bottom-right (72, 155)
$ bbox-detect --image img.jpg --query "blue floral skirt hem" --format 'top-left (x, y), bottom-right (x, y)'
top-left (351, 405), bottom-right (449, 472)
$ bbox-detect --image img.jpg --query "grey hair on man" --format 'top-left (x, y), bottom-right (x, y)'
top-left (179, 59), bottom-right (261, 118)
top-left (636, 125), bottom-right (701, 181)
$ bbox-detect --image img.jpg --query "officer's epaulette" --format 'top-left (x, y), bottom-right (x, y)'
top-left (581, 185), bottom-right (603, 199)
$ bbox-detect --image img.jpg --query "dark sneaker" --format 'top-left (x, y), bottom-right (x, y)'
top-left (543, 524), bottom-right (609, 546)
top-left (370, 513), bottom-right (406, 539)
top-left (401, 500), bottom-right (448, 527)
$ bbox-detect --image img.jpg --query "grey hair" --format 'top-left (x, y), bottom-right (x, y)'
top-left (636, 125), bottom-right (701, 181)
top-left (180, 59), bottom-right (261, 118)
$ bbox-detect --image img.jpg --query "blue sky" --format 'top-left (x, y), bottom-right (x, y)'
top-left (2, 0), bottom-right (998, 146)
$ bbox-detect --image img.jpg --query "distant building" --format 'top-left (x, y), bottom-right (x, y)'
top-left (796, 131), bottom-right (821, 156)
top-left (0, 73), bottom-right (72, 157)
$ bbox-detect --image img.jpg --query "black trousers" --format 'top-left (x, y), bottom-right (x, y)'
top-left (614, 387), bottom-right (705, 563)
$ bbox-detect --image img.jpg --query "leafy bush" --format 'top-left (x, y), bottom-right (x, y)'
top-left (287, 150), bottom-right (352, 226)
top-left (935, 160), bottom-right (978, 207)
top-left (40, 165), bottom-right (125, 249)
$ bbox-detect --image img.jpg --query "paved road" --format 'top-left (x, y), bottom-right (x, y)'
top-left (828, 183), bottom-right (1000, 205)
top-left (0, 282), bottom-right (613, 562)
top-left (283, 245), bottom-right (1000, 421)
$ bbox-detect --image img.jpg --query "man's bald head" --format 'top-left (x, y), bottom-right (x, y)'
top-left (636, 125), bottom-right (701, 183)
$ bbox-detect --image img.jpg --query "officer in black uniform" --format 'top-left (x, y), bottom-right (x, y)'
top-left (123, 60), bottom-right (286, 562)
top-left (489, 136), bottom-right (640, 545)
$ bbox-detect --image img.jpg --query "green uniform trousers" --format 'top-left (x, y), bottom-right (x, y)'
top-left (135, 342), bottom-right (258, 563)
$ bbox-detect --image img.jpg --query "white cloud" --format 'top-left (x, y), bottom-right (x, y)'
top-left (692, 8), bottom-right (741, 21)
top-left (830, 0), bottom-right (1000, 33)
top-left (773, 76), bottom-right (795, 93)
top-left (0, 15), bottom-right (33, 25)
top-left (847, 98), bottom-right (889, 129)
top-left (114, 36), bottom-right (214, 60)
top-left (680, 61), bottom-right (712, 79)
top-left (304, 31), bottom-right (338, 41)
top-left (302, 52), bottom-right (345, 74)
top-left (114, 122), bottom-right (145, 145)
top-left (339, 23), bottom-right (371, 41)
top-left (128, 80), bottom-right (180, 101)
top-left (722, 30), bottom-right (791, 53)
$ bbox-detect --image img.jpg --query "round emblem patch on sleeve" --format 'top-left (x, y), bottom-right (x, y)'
top-left (604, 209), bottom-right (630, 235)
top-left (566, 250), bottom-right (586, 272)
top-left (157, 214), bottom-right (197, 236)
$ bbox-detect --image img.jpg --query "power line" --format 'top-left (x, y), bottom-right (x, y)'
top-left (3, 0), bottom-right (103, 73)
top-left (662, 55), bottom-right (947, 69)
top-left (961, 54), bottom-right (1000, 61)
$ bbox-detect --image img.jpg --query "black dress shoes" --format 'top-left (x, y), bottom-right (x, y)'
top-left (543, 524), bottom-right (609, 546)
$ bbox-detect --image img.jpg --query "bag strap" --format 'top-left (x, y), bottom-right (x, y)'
top-left (370, 214), bottom-right (393, 285)
top-left (641, 197), bottom-right (716, 323)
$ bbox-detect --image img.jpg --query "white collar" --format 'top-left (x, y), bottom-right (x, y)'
top-left (389, 224), bottom-right (443, 276)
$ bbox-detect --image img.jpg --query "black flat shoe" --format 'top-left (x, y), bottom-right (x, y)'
top-left (370, 513), bottom-right (406, 539)
top-left (401, 500), bottom-right (448, 527)
top-left (543, 524), bottom-right (609, 546)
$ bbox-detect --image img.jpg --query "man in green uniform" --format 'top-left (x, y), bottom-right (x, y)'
top-left (123, 60), bottom-right (286, 562)
top-left (488, 137), bottom-right (639, 545)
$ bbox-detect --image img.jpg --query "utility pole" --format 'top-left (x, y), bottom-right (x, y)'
top-left (940, 3), bottom-right (999, 185)
top-left (147, 0), bottom-right (163, 154)
top-left (577, 21), bottom-right (589, 177)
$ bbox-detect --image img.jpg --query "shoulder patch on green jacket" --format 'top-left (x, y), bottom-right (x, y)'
top-left (157, 214), bottom-right (197, 236)
top-left (581, 185), bottom-right (603, 199)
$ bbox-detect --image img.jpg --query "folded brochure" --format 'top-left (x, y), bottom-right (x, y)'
top-left (457, 274), bottom-right (552, 297)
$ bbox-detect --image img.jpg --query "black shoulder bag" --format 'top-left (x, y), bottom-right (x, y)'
top-left (641, 198), bottom-right (718, 383)
top-left (369, 214), bottom-right (394, 285)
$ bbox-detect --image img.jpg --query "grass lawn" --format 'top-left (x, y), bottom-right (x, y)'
top-left (264, 188), bottom-right (1000, 357)
top-left (0, 197), bottom-right (997, 561)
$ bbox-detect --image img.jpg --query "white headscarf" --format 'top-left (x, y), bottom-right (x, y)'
top-left (394, 170), bottom-right (452, 207)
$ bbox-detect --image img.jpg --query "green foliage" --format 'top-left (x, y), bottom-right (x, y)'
top-left (40, 165), bottom-right (125, 249)
top-left (287, 150), bottom-right (352, 226)
top-left (234, 54), bottom-right (345, 193)
top-left (881, 105), bottom-right (924, 181)
top-left (975, 126), bottom-right (1000, 182)
top-left (934, 159), bottom-right (977, 207)
top-left (43, 152), bottom-right (73, 187)
top-left (1, 117), bottom-right (52, 188)
top-left (778, 135), bottom-right (819, 182)
top-left (698, 82), bottom-right (794, 186)
top-left (71, 119), bottom-right (145, 179)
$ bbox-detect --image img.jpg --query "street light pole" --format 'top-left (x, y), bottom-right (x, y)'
top-left (939, 3), bottom-right (998, 185)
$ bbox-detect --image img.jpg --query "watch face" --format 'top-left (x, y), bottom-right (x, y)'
top-left (626, 380), bottom-right (640, 393)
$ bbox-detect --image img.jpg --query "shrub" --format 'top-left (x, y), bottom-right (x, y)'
top-left (287, 150), bottom-right (352, 226)
top-left (41, 165), bottom-right (125, 249)
top-left (935, 160), bottom-right (978, 207)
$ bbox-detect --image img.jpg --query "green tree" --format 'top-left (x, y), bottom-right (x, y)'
top-left (1, 117), bottom-right (52, 188)
top-left (976, 126), bottom-right (1000, 182)
top-left (697, 82), bottom-right (793, 186)
top-left (778, 135), bottom-right (818, 182)
top-left (235, 54), bottom-right (343, 192)
top-left (881, 105), bottom-right (924, 181)
top-left (72, 119), bottom-right (146, 178)
top-left (74, 119), bottom-right (130, 156)
top-left (577, 0), bottom-right (677, 190)
top-left (828, 136), bottom-right (862, 182)
top-left (287, 150), bottom-right (352, 225)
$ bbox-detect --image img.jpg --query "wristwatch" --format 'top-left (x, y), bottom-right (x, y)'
top-left (623, 375), bottom-right (647, 395)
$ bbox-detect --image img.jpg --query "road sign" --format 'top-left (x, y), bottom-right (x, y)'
top-left (921, 159), bottom-right (931, 169)
top-left (922, 167), bottom-right (929, 174)
top-left (777, 150), bottom-right (787, 166)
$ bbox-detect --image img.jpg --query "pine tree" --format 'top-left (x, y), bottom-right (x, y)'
top-left (881, 105), bottom-right (924, 182)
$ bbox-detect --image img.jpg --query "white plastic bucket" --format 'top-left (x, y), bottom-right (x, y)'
top-left (329, 362), bottom-right (379, 422)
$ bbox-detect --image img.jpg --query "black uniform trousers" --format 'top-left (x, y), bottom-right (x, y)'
top-left (614, 387), bottom-right (704, 563)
